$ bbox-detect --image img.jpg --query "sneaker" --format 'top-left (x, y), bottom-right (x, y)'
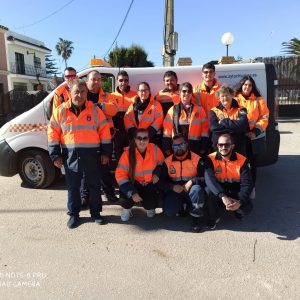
top-left (207, 217), bottom-right (220, 230)
top-left (67, 216), bottom-right (79, 229)
top-left (146, 209), bottom-right (156, 218)
top-left (93, 215), bottom-right (107, 225)
top-left (250, 187), bottom-right (256, 200)
top-left (120, 208), bottom-right (133, 222)
top-left (191, 217), bottom-right (202, 233)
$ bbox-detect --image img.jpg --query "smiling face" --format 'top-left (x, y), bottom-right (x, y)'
top-left (218, 91), bottom-right (233, 109)
top-left (117, 75), bottom-right (129, 93)
top-left (135, 132), bottom-right (149, 153)
top-left (202, 68), bottom-right (215, 86)
top-left (164, 75), bottom-right (178, 91)
top-left (180, 86), bottom-right (192, 106)
top-left (137, 83), bottom-right (150, 102)
top-left (242, 80), bottom-right (253, 96)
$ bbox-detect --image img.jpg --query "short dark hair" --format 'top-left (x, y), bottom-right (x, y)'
top-left (70, 79), bottom-right (87, 90)
top-left (137, 81), bottom-right (150, 91)
top-left (163, 70), bottom-right (178, 81)
top-left (179, 82), bottom-right (193, 93)
top-left (117, 70), bottom-right (129, 78)
top-left (87, 70), bottom-right (101, 79)
top-left (64, 67), bottom-right (76, 73)
top-left (172, 133), bottom-right (187, 143)
top-left (202, 62), bottom-right (215, 72)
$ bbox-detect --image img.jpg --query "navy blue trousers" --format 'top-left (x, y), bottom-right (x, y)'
top-left (163, 185), bottom-right (205, 217)
top-left (65, 165), bottom-right (102, 219)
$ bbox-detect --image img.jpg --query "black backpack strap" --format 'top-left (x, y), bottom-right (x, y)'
top-left (173, 104), bottom-right (182, 134)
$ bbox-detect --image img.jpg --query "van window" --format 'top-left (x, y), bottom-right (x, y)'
top-left (79, 73), bottom-right (115, 93)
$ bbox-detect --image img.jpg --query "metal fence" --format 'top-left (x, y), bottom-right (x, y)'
top-left (256, 56), bottom-right (300, 105)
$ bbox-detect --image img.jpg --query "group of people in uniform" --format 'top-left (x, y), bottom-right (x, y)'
top-left (47, 62), bottom-right (269, 232)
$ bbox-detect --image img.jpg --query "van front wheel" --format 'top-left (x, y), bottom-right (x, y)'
top-left (18, 150), bottom-right (56, 188)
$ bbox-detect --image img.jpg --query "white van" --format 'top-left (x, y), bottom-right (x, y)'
top-left (0, 63), bottom-right (280, 188)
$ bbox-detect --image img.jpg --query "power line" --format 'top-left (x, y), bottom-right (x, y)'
top-left (12, 0), bottom-right (76, 30)
top-left (103, 0), bottom-right (134, 59)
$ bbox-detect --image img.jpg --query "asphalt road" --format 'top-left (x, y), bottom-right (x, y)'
top-left (0, 118), bottom-right (299, 300)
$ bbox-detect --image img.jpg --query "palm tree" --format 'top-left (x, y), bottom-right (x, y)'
top-left (281, 38), bottom-right (300, 55)
top-left (55, 38), bottom-right (74, 68)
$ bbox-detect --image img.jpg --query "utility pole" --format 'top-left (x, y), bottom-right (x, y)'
top-left (163, 0), bottom-right (178, 66)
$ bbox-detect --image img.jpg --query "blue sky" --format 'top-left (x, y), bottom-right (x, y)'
top-left (1, 0), bottom-right (299, 73)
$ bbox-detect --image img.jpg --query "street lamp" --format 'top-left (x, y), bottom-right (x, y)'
top-left (221, 32), bottom-right (234, 56)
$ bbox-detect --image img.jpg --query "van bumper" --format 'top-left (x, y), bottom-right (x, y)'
top-left (0, 138), bottom-right (18, 177)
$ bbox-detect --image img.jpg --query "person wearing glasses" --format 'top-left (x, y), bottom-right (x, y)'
top-left (193, 62), bottom-right (221, 115)
top-left (124, 82), bottom-right (164, 144)
top-left (110, 71), bottom-right (137, 161)
top-left (52, 67), bottom-right (77, 112)
top-left (235, 76), bottom-right (269, 199)
top-left (115, 128), bottom-right (164, 221)
top-left (209, 85), bottom-right (248, 155)
top-left (162, 82), bottom-right (209, 156)
top-left (155, 70), bottom-right (180, 117)
top-left (204, 133), bottom-right (253, 230)
top-left (156, 134), bottom-right (206, 232)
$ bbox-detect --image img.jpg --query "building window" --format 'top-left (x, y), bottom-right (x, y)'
top-left (34, 56), bottom-right (41, 69)
top-left (15, 52), bottom-right (25, 74)
top-left (13, 83), bottom-right (27, 91)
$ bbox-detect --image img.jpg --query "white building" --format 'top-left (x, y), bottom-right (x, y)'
top-left (1, 25), bottom-right (51, 92)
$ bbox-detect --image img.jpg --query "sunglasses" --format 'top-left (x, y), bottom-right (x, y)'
top-left (135, 136), bottom-right (149, 141)
top-left (65, 74), bottom-right (76, 79)
top-left (217, 143), bottom-right (231, 148)
top-left (181, 89), bottom-right (192, 94)
top-left (118, 78), bottom-right (129, 83)
top-left (172, 142), bottom-right (186, 150)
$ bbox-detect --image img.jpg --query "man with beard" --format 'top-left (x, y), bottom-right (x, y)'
top-left (204, 133), bottom-right (253, 230)
top-left (155, 70), bottom-right (180, 117)
top-left (156, 134), bottom-right (206, 232)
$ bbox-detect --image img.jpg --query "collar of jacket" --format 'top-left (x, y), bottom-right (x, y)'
top-left (117, 85), bottom-right (131, 94)
top-left (69, 101), bottom-right (86, 115)
top-left (216, 98), bottom-right (239, 110)
top-left (171, 150), bottom-right (192, 161)
top-left (215, 150), bottom-right (237, 161)
top-left (200, 79), bottom-right (219, 92)
top-left (133, 96), bottom-right (151, 111)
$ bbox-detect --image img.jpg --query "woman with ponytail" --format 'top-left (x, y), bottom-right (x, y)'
top-left (115, 128), bottom-right (164, 221)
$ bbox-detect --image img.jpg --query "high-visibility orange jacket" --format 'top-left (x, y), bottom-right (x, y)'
top-left (162, 103), bottom-right (209, 154)
top-left (48, 99), bottom-right (112, 172)
top-left (156, 151), bottom-right (205, 191)
top-left (209, 99), bottom-right (248, 153)
top-left (115, 143), bottom-right (164, 197)
top-left (110, 87), bottom-right (137, 130)
top-left (52, 83), bottom-right (71, 112)
top-left (124, 96), bottom-right (164, 137)
top-left (87, 90), bottom-right (118, 129)
top-left (236, 93), bottom-right (269, 135)
top-left (205, 151), bottom-right (252, 203)
top-left (155, 88), bottom-right (180, 117)
top-left (193, 80), bottom-right (221, 115)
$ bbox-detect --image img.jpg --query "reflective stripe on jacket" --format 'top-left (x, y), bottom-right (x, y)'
top-left (48, 100), bottom-right (112, 165)
top-left (236, 93), bottom-right (269, 133)
top-left (163, 103), bottom-right (209, 140)
top-left (208, 151), bottom-right (246, 183)
top-left (165, 151), bottom-right (200, 182)
top-left (124, 96), bottom-right (163, 132)
top-left (193, 80), bottom-right (221, 115)
top-left (115, 143), bottom-right (164, 189)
